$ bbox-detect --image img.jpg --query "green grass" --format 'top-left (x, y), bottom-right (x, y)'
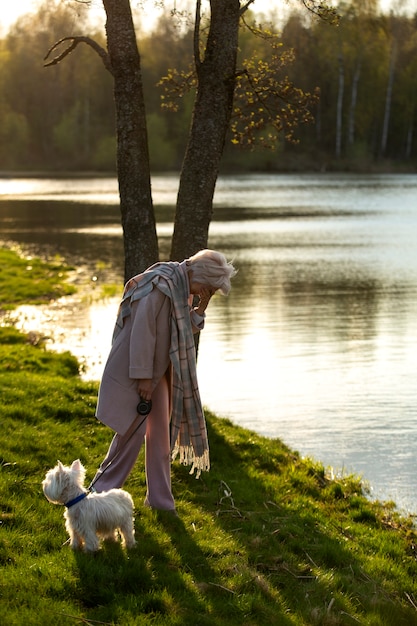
top-left (0, 246), bottom-right (75, 310)
top-left (1, 247), bottom-right (417, 625)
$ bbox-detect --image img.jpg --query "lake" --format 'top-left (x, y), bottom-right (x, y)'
top-left (1, 172), bottom-right (417, 515)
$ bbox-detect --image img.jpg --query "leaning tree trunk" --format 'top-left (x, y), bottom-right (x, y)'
top-left (103, 0), bottom-right (158, 280)
top-left (170, 0), bottom-right (240, 262)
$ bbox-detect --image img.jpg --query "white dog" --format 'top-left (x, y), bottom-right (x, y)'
top-left (42, 459), bottom-right (135, 552)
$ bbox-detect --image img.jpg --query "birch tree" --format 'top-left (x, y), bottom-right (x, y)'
top-left (380, 38), bottom-right (397, 157)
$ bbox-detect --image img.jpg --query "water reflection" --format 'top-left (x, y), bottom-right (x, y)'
top-left (1, 173), bottom-right (417, 515)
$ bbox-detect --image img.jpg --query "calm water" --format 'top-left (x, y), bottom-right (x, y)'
top-left (1, 173), bottom-right (417, 515)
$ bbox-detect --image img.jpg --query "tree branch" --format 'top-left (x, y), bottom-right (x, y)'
top-left (240, 0), bottom-right (256, 16)
top-left (300, 0), bottom-right (339, 24)
top-left (44, 36), bottom-right (113, 75)
top-left (193, 0), bottom-right (202, 70)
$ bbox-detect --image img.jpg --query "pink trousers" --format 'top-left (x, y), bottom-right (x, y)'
top-left (91, 375), bottom-right (175, 511)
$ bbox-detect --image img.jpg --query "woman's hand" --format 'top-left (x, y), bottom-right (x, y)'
top-left (194, 287), bottom-right (215, 315)
top-left (137, 378), bottom-right (152, 401)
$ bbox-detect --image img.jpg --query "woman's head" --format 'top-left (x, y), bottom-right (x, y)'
top-left (186, 249), bottom-right (237, 296)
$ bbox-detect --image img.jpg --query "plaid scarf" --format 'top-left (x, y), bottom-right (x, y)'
top-left (113, 261), bottom-right (210, 477)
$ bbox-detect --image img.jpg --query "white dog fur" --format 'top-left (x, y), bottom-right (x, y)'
top-left (42, 459), bottom-right (135, 552)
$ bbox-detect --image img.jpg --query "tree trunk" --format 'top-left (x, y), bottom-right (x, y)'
top-left (335, 50), bottom-right (344, 158)
top-left (347, 59), bottom-right (361, 146)
top-left (380, 39), bottom-right (397, 158)
top-left (405, 110), bottom-right (414, 159)
top-left (170, 0), bottom-right (240, 262)
top-left (102, 0), bottom-right (158, 280)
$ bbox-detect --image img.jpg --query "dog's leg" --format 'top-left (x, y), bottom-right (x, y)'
top-left (119, 519), bottom-right (136, 549)
top-left (69, 530), bottom-right (83, 551)
top-left (82, 529), bottom-right (100, 552)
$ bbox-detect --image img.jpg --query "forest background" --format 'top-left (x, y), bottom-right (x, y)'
top-left (0, 0), bottom-right (416, 174)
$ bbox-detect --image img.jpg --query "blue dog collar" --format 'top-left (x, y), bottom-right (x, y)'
top-left (65, 492), bottom-right (88, 508)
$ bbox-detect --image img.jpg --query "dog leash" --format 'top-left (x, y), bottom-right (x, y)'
top-left (87, 398), bottom-right (152, 492)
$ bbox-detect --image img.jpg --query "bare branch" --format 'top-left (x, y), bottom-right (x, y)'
top-left (194, 0), bottom-right (202, 69)
top-left (240, 0), bottom-right (256, 16)
top-left (44, 36), bottom-right (113, 75)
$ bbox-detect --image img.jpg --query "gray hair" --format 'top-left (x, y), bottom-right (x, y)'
top-left (186, 249), bottom-right (237, 295)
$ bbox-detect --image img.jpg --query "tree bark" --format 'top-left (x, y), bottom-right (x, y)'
top-left (170, 0), bottom-right (240, 262)
top-left (102, 0), bottom-right (158, 280)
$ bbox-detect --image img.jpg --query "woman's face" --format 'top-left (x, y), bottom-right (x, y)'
top-left (189, 280), bottom-right (213, 297)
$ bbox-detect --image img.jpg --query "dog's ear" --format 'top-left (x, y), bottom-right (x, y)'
top-left (71, 459), bottom-right (82, 472)
top-left (70, 459), bottom-right (86, 486)
top-left (57, 461), bottom-right (64, 470)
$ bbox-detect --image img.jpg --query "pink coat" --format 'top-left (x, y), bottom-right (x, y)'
top-left (96, 287), bottom-right (204, 436)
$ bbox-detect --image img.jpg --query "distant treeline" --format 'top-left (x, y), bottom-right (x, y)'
top-left (0, 1), bottom-right (416, 173)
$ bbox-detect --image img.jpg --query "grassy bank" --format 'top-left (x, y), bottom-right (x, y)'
top-left (0, 246), bottom-right (75, 310)
top-left (1, 248), bottom-right (417, 625)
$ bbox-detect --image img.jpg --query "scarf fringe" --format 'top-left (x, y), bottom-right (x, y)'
top-left (172, 444), bottom-right (210, 479)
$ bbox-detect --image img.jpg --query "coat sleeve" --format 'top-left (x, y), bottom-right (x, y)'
top-left (128, 287), bottom-right (171, 380)
top-left (190, 310), bottom-right (205, 332)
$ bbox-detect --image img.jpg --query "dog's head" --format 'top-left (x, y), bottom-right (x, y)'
top-left (42, 459), bottom-right (86, 504)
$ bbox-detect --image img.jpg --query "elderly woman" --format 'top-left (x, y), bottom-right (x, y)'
top-left (91, 249), bottom-right (236, 513)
